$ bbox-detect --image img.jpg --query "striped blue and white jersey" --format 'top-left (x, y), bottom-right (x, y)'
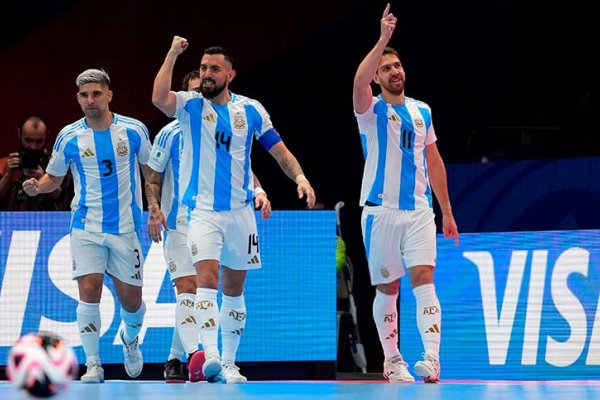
top-left (174, 90), bottom-right (282, 211)
top-left (147, 120), bottom-right (188, 233)
top-left (47, 114), bottom-right (151, 234)
top-left (355, 95), bottom-right (437, 210)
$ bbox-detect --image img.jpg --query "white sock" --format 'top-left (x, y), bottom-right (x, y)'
top-left (196, 288), bottom-right (220, 358)
top-left (176, 293), bottom-right (198, 356)
top-left (120, 301), bottom-right (146, 344)
top-left (168, 328), bottom-right (184, 361)
top-left (77, 301), bottom-right (101, 365)
top-left (413, 283), bottom-right (441, 357)
top-left (220, 294), bottom-right (246, 366)
top-left (372, 290), bottom-right (401, 360)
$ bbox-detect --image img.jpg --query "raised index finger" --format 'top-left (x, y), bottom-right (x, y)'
top-left (382, 3), bottom-right (391, 18)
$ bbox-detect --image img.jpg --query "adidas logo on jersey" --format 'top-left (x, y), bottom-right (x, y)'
top-left (388, 114), bottom-right (400, 122)
top-left (425, 324), bottom-right (440, 334)
top-left (247, 255), bottom-right (260, 265)
top-left (81, 148), bottom-right (95, 157)
top-left (203, 113), bottom-right (216, 123)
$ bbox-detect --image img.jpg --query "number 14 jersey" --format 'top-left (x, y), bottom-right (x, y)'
top-left (174, 91), bottom-right (281, 212)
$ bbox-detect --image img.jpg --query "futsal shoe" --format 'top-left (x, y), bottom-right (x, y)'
top-left (187, 350), bottom-right (206, 382)
top-left (163, 358), bottom-right (187, 383)
top-left (81, 362), bottom-right (104, 383)
top-left (414, 352), bottom-right (440, 383)
top-left (202, 356), bottom-right (223, 383)
top-left (221, 364), bottom-right (247, 383)
top-left (383, 355), bottom-right (415, 383)
top-left (120, 330), bottom-right (143, 378)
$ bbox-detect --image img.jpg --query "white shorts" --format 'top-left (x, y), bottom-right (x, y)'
top-left (163, 230), bottom-right (196, 282)
top-left (70, 228), bottom-right (144, 286)
top-left (187, 203), bottom-right (261, 270)
top-left (361, 206), bottom-right (436, 285)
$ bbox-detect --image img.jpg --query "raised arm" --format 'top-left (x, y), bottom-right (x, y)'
top-left (268, 141), bottom-right (316, 209)
top-left (152, 36), bottom-right (189, 117)
top-left (353, 3), bottom-right (397, 114)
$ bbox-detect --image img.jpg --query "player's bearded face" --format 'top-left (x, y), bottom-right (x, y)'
top-left (382, 75), bottom-right (404, 95)
top-left (376, 55), bottom-right (405, 95)
top-left (200, 78), bottom-right (226, 99)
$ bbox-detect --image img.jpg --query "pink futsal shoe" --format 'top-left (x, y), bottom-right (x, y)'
top-left (187, 350), bottom-right (206, 382)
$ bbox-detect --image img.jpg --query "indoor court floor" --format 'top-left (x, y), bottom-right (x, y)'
top-left (2, 380), bottom-right (600, 400)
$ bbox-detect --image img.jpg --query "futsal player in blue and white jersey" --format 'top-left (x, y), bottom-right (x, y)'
top-left (353, 4), bottom-right (459, 383)
top-left (145, 70), bottom-right (272, 383)
top-left (152, 36), bottom-right (316, 383)
top-left (22, 69), bottom-right (151, 384)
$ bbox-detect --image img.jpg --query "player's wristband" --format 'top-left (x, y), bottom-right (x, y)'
top-left (254, 187), bottom-right (267, 197)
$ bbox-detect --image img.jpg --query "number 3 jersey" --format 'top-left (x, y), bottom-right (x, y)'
top-left (174, 91), bottom-right (282, 212)
top-left (46, 114), bottom-right (151, 234)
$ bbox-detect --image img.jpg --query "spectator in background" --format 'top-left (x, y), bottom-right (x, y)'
top-left (0, 116), bottom-right (72, 210)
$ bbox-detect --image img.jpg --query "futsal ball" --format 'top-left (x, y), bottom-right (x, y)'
top-left (6, 332), bottom-right (78, 398)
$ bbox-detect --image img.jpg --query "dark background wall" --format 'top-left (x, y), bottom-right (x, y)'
top-left (1, 0), bottom-right (597, 374)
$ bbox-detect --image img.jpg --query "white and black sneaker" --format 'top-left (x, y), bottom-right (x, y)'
top-left (383, 355), bottom-right (415, 383)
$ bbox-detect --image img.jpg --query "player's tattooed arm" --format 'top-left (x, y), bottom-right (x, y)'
top-left (267, 142), bottom-right (316, 209)
top-left (144, 167), bottom-right (168, 242)
top-left (144, 168), bottom-right (162, 211)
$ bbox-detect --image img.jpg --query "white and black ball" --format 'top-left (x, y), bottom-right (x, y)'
top-left (6, 332), bottom-right (78, 398)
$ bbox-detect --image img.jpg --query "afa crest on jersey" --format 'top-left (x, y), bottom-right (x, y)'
top-left (116, 141), bottom-right (128, 157)
top-left (233, 113), bottom-right (246, 130)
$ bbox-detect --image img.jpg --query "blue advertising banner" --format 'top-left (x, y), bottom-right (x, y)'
top-left (447, 158), bottom-right (600, 232)
top-left (400, 230), bottom-right (600, 379)
top-left (0, 211), bottom-right (337, 365)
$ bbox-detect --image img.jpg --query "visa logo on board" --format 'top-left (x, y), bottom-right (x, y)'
top-left (465, 247), bottom-right (600, 367)
top-left (0, 231), bottom-right (173, 347)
